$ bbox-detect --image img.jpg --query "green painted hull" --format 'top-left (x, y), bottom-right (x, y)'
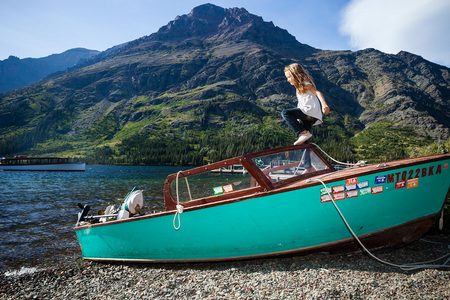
top-left (75, 159), bottom-right (449, 262)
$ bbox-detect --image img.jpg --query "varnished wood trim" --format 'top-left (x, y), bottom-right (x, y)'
top-left (304, 154), bottom-right (450, 187)
top-left (240, 156), bottom-right (273, 191)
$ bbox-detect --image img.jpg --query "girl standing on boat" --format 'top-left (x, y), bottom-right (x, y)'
top-left (282, 63), bottom-right (330, 145)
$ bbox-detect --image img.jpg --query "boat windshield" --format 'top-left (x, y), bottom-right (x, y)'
top-left (170, 169), bottom-right (255, 203)
top-left (163, 145), bottom-right (335, 210)
top-left (251, 147), bottom-right (329, 183)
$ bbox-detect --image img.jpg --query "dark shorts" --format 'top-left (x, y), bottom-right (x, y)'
top-left (281, 108), bottom-right (317, 135)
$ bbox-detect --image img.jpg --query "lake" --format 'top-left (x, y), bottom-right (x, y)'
top-left (0, 165), bottom-right (185, 272)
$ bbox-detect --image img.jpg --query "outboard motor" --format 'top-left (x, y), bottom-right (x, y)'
top-left (77, 203), bottom-right (90, 225)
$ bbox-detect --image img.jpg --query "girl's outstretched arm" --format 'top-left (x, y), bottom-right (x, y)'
top-left (316, 90), bottom-right (330, 115)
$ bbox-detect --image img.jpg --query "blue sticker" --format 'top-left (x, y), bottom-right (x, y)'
top-left (357, 181), bottom-right (369, 189)
top-left (345, 184), bottom-right (357, 191)
top-left (374, 175), bottom-right (386, 184)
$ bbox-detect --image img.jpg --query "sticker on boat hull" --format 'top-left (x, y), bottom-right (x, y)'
top-left (320, 194), bottom-right (333, 202)
top-left (357, 181), bottom-right (369, 189)
top-left (320, 187), bottom-right (332, 195)
top-left (345, 184), bottom-right (357, 191)
top-left (407, 178), bottom-right (419, 189)
top-left (320, 162), bottom-right (445, 203)
top-left (333, 192), bottom-right (346, 200)
top-left (371, 186), bottom-right (384, 194)
top-left (346, 177), bottom-right (358, 185)
top-left (332, 185), bottom-right (345, 193)
top-left (374, 176), bottom-right (387, 184)
top-left (395, 181), bottom-right (406, 189)
top-left (359, 187), bottom-right (371, 196)
top-left (346, 190), bottom-right (358, 198)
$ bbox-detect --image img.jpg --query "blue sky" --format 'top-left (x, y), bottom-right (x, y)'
top-left (1, 0), bottom-right (449, 66)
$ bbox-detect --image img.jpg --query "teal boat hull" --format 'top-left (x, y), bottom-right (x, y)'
top-left (75, 157), bottom-right (449, 262)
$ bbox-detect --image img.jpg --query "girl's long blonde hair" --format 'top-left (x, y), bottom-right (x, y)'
top-left (284, 63), bottom-right (316, 93)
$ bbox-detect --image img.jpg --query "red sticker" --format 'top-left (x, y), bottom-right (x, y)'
top-left (444, 163), bottom-right (448, 169)
top-left (346, 177), bottom-right (358, 185)
top-left (395, 181), bottom-right (406, 189)
top-left (222, 184), bottom-right (234, 193)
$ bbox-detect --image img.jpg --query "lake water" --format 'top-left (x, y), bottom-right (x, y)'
top-left (0, 165), bottom-right (185, 272)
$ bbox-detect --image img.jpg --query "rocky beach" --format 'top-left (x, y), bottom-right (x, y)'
top-left (1, 233), bottom-right (449, 300)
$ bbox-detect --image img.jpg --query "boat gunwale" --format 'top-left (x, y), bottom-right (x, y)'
top-left (74, 152), bottom-right (450, 231)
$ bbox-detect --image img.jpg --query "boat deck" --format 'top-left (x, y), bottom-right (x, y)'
top-left (286, 153), bottom-right (450, 190)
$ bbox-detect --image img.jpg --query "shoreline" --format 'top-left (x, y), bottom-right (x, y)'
top-left (1, 233), bottom-right (449, 299)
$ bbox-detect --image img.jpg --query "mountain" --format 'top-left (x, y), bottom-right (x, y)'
top-left (0, 4), bottom-right (449, 164)
top-left (0, 48), bottom-right (99, 93)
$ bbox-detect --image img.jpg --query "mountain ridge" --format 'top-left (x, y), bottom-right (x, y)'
top-left (0, 48), bottom-right (99, 93)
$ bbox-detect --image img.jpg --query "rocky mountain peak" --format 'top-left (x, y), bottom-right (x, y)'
top-left (6, 55), bottom-right (20, 61)
top-left (155, 4), bottom-right (293, 43)
top-left (187, 3), bottom-right (227, 20)
top-left (156, 4), bottom-right (258, 40)
top-left (75, 4), bottom-right (314, 73)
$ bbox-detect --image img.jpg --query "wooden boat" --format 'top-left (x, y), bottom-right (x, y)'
top-left (0, 156), bottom-right (85, 172)
top-left (75, 144), bottom-right (449, 263)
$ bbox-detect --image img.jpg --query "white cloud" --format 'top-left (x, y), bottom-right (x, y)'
top-left (340, 0), bottom-right (450, 66)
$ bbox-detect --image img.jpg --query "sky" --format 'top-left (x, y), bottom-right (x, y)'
top-left (0, 0), bottom-right (449, 66)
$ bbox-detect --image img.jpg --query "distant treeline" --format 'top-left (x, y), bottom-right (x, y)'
top-left (88, 120), bottom-right (445, 167)
top-left (90, 119), bottom-right (296, 165)
top-left (88, 120), bottom-right (361, 165)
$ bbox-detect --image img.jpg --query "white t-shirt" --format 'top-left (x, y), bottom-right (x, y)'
top-left (296, 90), bottom-right (323, 126)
